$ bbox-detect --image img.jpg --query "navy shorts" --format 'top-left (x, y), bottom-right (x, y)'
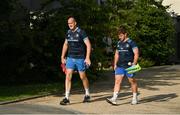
top-left (66, 57), bottom-right (86, 72)
top-left (115, 67), bottom-right (134, 78)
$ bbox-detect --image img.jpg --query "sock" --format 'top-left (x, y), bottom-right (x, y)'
top-left (65, 91), bottom-right (70, 99)
top-left (133, 92), bottom-right (137, 100)
top-left (112, 92), bottom-right (118, 100)
top-left (85, 88), bottom-right (90, 96)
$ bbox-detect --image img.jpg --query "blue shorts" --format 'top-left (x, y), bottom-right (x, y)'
top-left (115, 67), bottom-right (134, 78)
top-left (66, 57), bottom-right (86, 72)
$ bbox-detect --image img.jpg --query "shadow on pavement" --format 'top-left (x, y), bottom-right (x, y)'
top-left (57, 65), bottom-right (180, 94)
top-left (55, 65), bottom-right (180, 106)
top-left (139, 93), bottom-right (178, 103)
top-left (136, 66), bottom-right (180, 91)
top-left (112, 93), bottom-right (178, 106)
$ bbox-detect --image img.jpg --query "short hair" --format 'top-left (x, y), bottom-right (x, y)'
top-left (67, 16), bottom-right (76, 22)
top-left (118, 25), bottom-right (128, 35)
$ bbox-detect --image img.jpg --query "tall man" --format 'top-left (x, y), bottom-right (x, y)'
top-left (60, 16), bottom-right (91, 105)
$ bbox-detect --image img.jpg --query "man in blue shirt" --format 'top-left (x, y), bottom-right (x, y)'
top-left (106, 26), bottom-right (139, 105)
top-left (60, 16), bottom-right (91, 105)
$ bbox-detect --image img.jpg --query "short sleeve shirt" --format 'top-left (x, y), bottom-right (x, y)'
top-left (66, 27), bottom-right (88, 58)
top-left (116, 38), bottom-right (138, 68)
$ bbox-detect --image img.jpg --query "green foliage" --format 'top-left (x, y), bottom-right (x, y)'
top-left (0, 0), bottom-right (176, 85)
top-left (131, 1), bottom-right (175, 65)
top-left (0, 1), bottom-right (63, 85)
top-left (0, 83), bottom-right (63, 101)
top-left (139, 57), bottom-right (155, 68)
top-left (104, 0), bottom-right (175, 65)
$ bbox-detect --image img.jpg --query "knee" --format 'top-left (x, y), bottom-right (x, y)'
top-left (115, 80), bottom-right (121, 85)
top-left (66, 74), bottom-right (72, 81)
top-left (80, 75), bottom-right (88, 81)
top-left (129, 79), bottom-right (137, 85)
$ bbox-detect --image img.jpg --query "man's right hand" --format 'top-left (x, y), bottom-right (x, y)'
top-left (61, 57), bottom-right (66, 64)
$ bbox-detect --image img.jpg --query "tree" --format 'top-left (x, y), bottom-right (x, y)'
top-left (103, 0), bottom-right (175, 65)
top-left (0, 0), bottom-right (175, 85)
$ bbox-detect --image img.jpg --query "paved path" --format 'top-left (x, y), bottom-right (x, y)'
top-left (0, 103), bottom-right (79, 114)
top-left (1, 65), bottom-right (180, 114)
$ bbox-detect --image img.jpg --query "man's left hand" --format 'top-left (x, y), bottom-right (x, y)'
top-left (84, 58), bottom-right (91, 66)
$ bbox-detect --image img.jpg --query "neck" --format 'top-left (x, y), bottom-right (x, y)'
top-left (120, 37), bottom-right (128, 42)
top-left (72, 27), bottom-right (78, 32)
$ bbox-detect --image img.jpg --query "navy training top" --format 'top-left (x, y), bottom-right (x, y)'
top-left (66, 27), bottom-right (88, 59)
top-left (116, 38), bottom-right (138, 68)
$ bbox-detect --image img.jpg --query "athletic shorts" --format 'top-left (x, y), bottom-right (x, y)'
top-left (66, 57), bottom-right (86, 72)
top-left (115, 67), bottom-right (134, 78)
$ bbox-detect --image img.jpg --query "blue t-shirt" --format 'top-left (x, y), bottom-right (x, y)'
top-left (116, 38), bottom-right (138, 68)
top-left (66, 27), bottom-right (88, 59)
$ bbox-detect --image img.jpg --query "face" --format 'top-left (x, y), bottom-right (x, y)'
top-left (118, 33), bottom-right (127, 41)
top-left (68, 18), bottom-right (77, 30)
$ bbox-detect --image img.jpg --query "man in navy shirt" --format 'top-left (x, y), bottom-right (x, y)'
top-left (106, 26), bottom-right (139, 105)
top-left (60, 16), bottom-right (91, 105)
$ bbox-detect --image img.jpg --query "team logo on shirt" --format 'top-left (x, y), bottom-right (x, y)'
top-left (126, 44), bottom-right (130, 48)
top-left (76, 33), bottom-right (79, 38)
top-left (118, 45), bottom-right (128, 52)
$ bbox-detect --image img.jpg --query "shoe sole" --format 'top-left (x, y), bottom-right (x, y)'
top-left (60, 102), bottom-right (70, 105)
top-left (83, 100), bottom-right (90, 103)
top-left (131, 102), bottom-right (138, 105)
top-left (106, 98), bottom-right (117, 105)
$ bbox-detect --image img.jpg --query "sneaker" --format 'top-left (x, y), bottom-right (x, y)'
top-left (60, 98), bottom-right (70, 105)
top-left (83, 95), bottom-right (91, 103)
top-left (131, 98), bottom-right (138, 105)
top-left (106, 98), bottom-right (117, 105)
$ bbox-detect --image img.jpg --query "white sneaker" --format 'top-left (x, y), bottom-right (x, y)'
top-left (106, 98), bottom-right (117, 105)
top-left (131, 98), bottom-right (138, 105)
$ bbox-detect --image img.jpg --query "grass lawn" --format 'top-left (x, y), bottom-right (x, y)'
top-left (0, 71), bottom-right (103, 102)
top-left (0, 83), bottom-right (64, 102)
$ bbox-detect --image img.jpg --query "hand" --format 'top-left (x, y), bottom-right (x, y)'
top-left (61, 57), bottom-right (66, 64)
top-left (61, 63), bottom-right (66, 74)
top-left (84, 58), bottom-right (91, 66)
top-left (132, 62), bottom-right (136, 65)
top-left (128, 62), bottom-right (136, 66)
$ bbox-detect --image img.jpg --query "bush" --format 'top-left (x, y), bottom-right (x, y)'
top-left (139, 57), bottom-right (155, 68)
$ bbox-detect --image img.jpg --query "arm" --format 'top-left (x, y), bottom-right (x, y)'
top-left (132, 47), bottom-right (139, 65)
top-left (114, 50), bottom-right (119, 70)
top-left (61, 39), bottom-right (68, 64)
top-left (84, 38), bottom-right (91, 65)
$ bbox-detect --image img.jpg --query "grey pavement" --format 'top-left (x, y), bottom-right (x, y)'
top-left (1, 65), bottom-right (180, 114)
